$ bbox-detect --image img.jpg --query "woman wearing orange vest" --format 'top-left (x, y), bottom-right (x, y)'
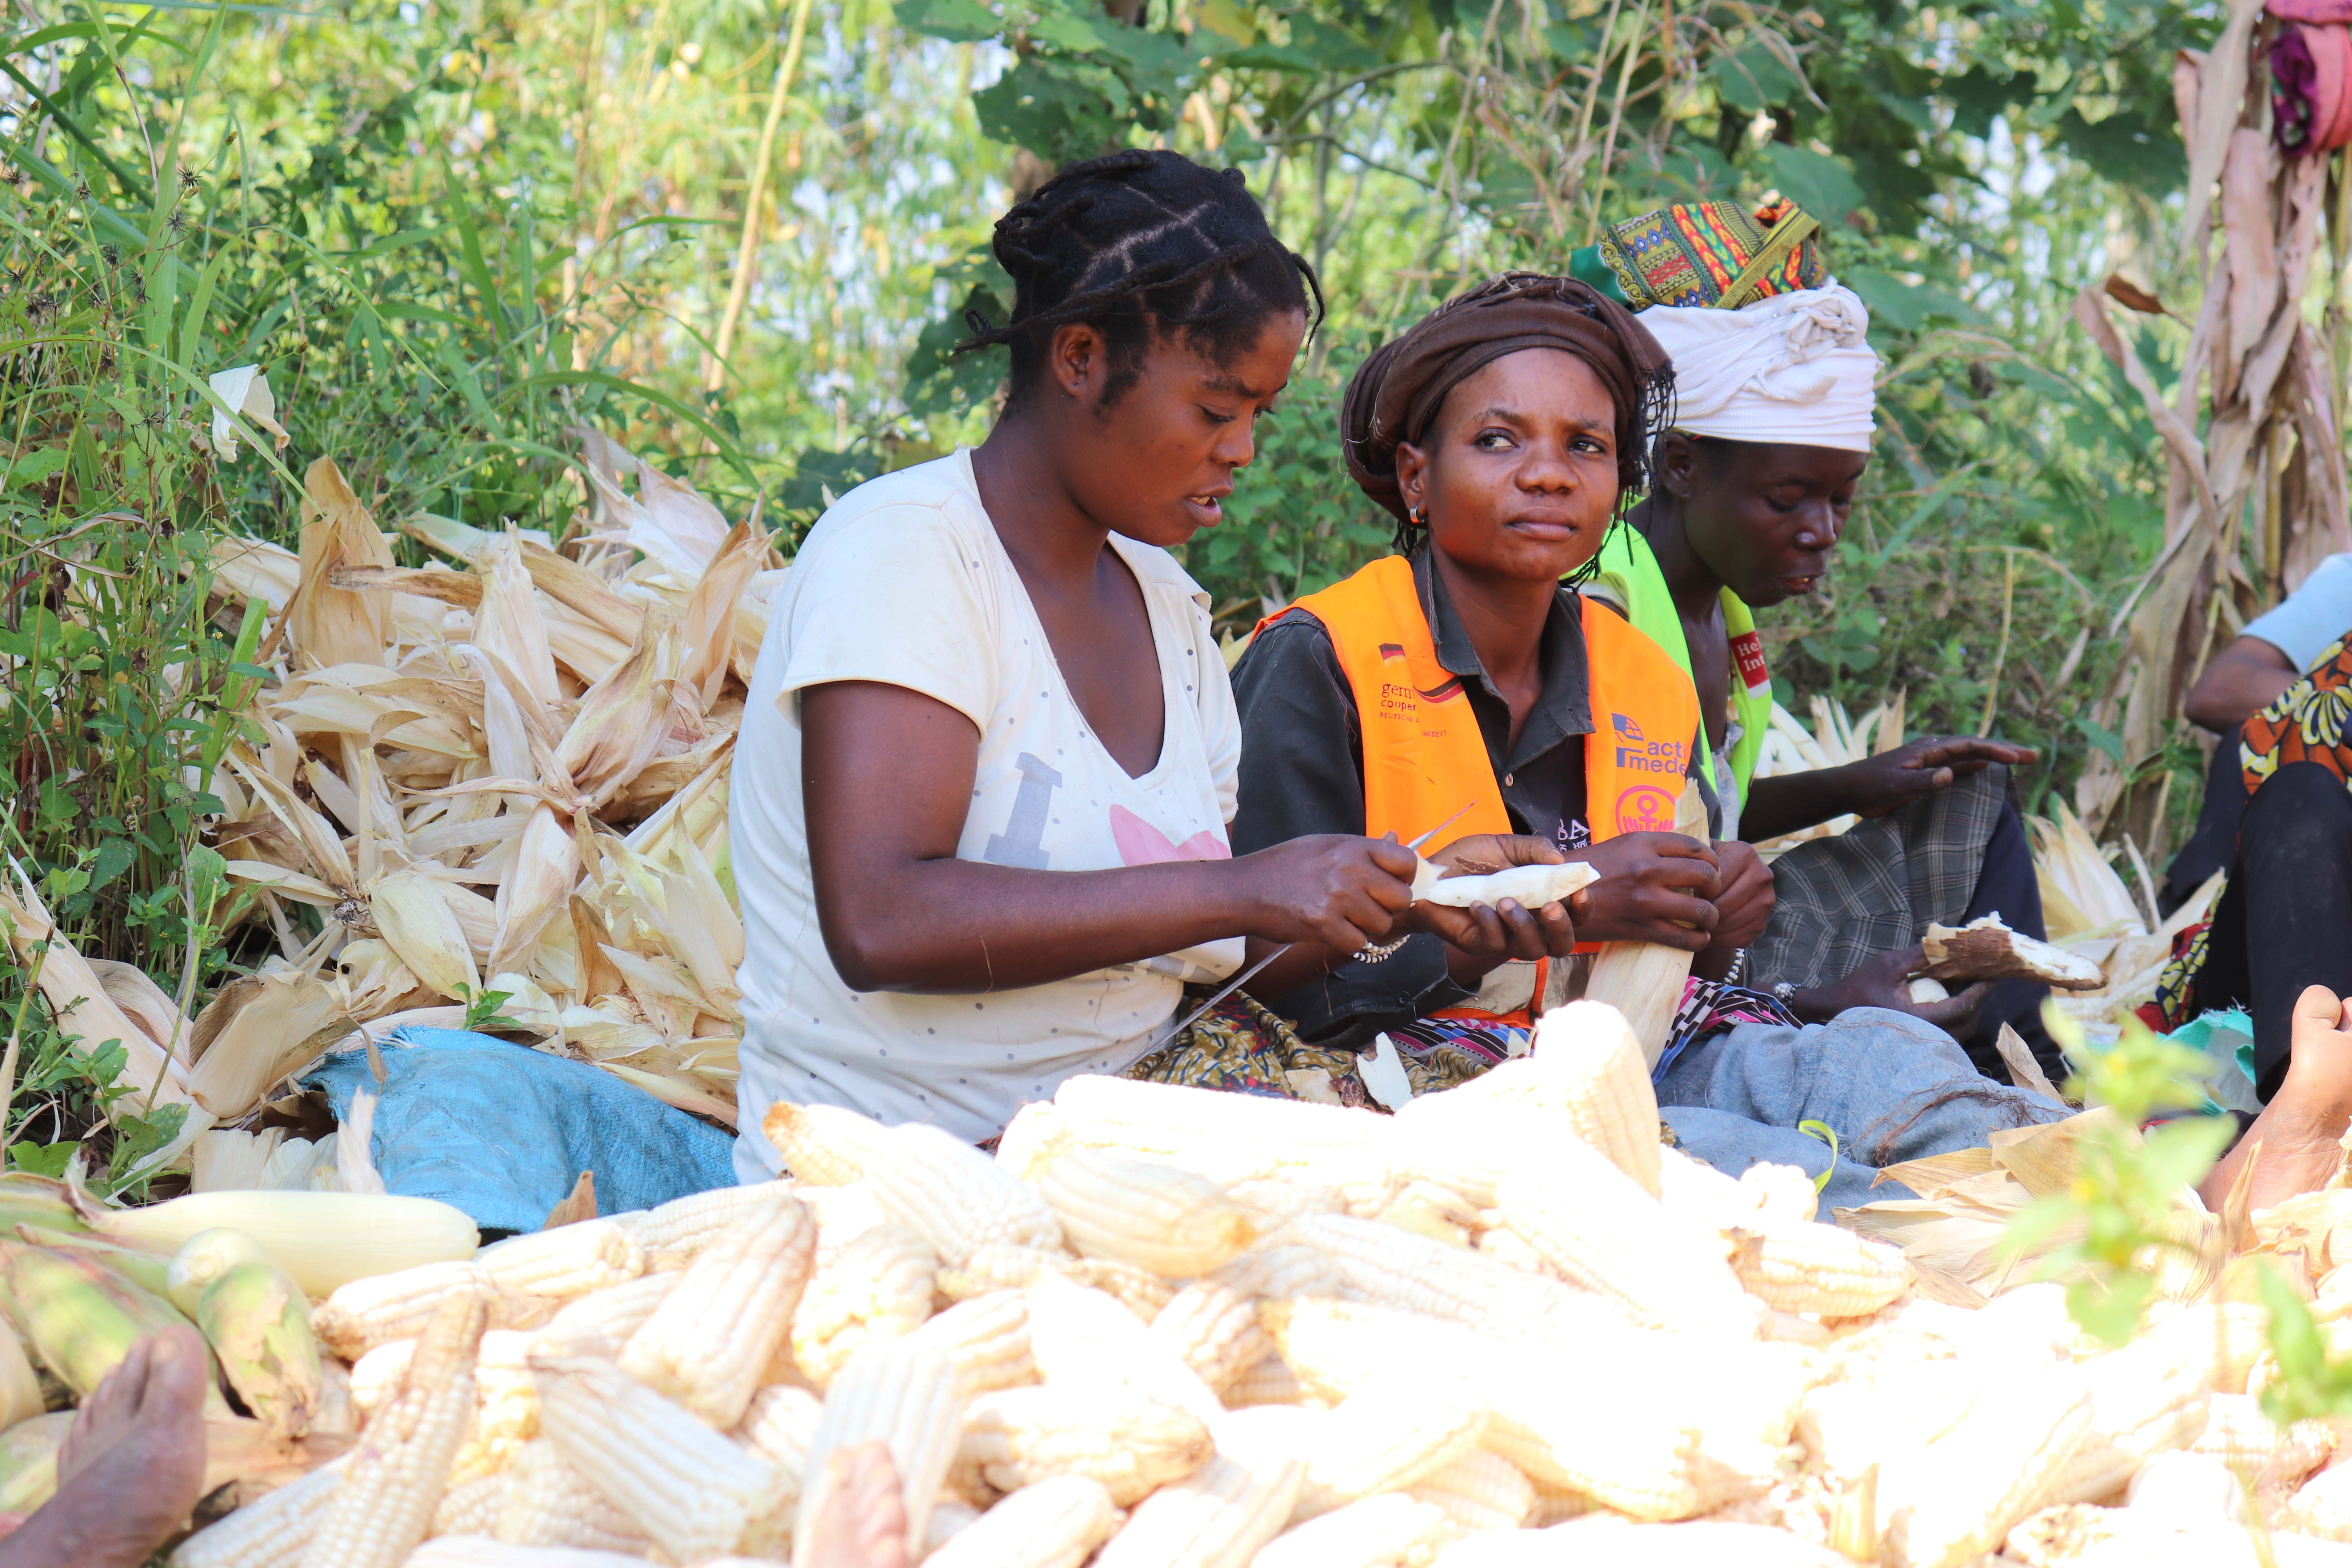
top-left (1230, 274), bottom-right (2065, 1208)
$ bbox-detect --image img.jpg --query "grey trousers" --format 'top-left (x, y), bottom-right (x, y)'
top-left (1656, 1006), bottom-right (2069, 1217)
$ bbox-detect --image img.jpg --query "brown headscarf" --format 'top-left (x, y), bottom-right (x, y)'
top-left (1340, 273), bottom-right (1675, 523)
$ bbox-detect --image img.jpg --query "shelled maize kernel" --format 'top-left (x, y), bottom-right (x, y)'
top-left (958, 1384), bottom-right (1214, 1506)
top-left (765, 1102), bottom-right (896, 1187)
top-left (1406, 1449), bottom-right (1537, 1531)
top-left (474, 1221), bottom-right (642, 1300)
top-left (529, 1271), bottom-right (681, 1360)
top-left (1091, 1451), bottom-right (1305, 1568)
top-left (1152, 1281), bottom-right (1270, 1395)
top-left (489, 1439), bottom-right (652, 1555)
top-left (864, 1122), bottom-right (1064, 1265)
top-left (906, 1289), bottom-right (1036, 1396)
top-left (736, 1383), bottom-right (824, 1496)
top-left (312, 1261), bottom-right (495, 1360)
top-left (1027, 1273), bottom-right (1222, 1421)
top-left (532, 1356), bottom-right (786, 1564)
top-left (617, 1191), bottom-right (817, 1427)
top-left (790, 1223), bottom-right (938, 1388)
top-left (926, 1476), bottom-right (1123, 1568)
top-left (615, 1180), bottom-right (796, 1262)
top-left (793, 1340), bottom-right (966, 1568)
top-left (301, 1290), bottom-right (487, 1568)
top-left (167, 1457), bottom-right (341, 1568)
top-left (1253, 1492), bottom-right (1457, 1568)
top-left (1037, 1146), bottom-right (1259, 1278)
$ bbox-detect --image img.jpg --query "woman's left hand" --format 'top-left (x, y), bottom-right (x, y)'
top-left (1789, 943), bottom-right (1991, 1034)
top-left (1406, 833), bottom-right (1579, 969)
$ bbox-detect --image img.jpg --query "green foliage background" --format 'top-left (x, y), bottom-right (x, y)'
top-left (0, 0), bottom-right (2270, 1169)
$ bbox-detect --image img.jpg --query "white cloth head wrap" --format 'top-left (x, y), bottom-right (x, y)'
top-left (1637, 283), bottom-right (1880, 452)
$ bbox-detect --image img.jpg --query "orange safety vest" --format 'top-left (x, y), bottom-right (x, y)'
top-left (1263, 554), bottom-right (1703, 1028)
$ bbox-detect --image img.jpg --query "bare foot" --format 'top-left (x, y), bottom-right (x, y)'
top-left (803, 1440), bottom-right (912, 1568)
top-left (0, 1327), bottom-right (208, 1568)
top-left (2200, 986), bottom-right (2352, 1214)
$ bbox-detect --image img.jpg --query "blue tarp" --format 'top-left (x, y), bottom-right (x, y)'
top-left (302, 1027), bottom-right (736, 1236)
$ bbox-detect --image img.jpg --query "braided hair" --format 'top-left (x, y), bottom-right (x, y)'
top-left (956, 150), bottom-right (1325, 408)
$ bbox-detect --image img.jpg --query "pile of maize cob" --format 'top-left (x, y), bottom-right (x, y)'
top-left (0, 1000), bottom-right (2284, 1566)
top-left (0, 426), bottom-right (773, 1185)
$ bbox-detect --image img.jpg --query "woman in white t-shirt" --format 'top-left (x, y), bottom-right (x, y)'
top-left (731, 151), bottom-right (1578, 1174)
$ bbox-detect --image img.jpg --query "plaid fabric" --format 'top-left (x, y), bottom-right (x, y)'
top-left (1592, 199), bottom-right (1828, 310)
top-left (1746, 764), bottom-right (2009, 991)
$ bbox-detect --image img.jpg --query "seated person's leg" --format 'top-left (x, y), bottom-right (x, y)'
top-left (2160, 726), bottom-right (2248, 917)
top-left (1951, 794), bottom-right (2059, 1081)
top-left (2199, 985), bottom-right (2352, 1213)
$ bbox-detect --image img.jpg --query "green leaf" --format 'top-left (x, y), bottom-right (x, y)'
top-left (1027, 6), bottom-right (1107, 53)
top-left (1757, 143), bottom-right (1864, 225)
top-left (2, 448), bottom-right (70, 490)
top-left (903, 285), bottom-right (1009, 419)
top-left (894, 0), bottom-right (1000, 42)
top-left (2066, 1272), bottom-right (2155, 1347)
top-left (2073, 716), bottom-right (2126, 768)
top-left (87, 838), bottom-right (134, 893)
top-left (1707, 36), bottom-right (1805, 114)
top-left (7, 1142), bottom-right (79, 1178)
top-left (1842, 267), bottom-right (1983, 333)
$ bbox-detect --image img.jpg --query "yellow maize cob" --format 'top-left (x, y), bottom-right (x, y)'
top-left (790, 1222), bottom-right (938, 1388)
top-left (530, 1356), bottom-right (784, 1563)
top-left (792, 1339), bottom-right (967, 1568)
top-left (1091, 1451), bottom-right (1305, 1568)
top-left (864, 1122), bottom-right (1063, 1265)
top-left (430, 1474), bottom-right (510, 1539)
top-left (1205, 1245), bottom-right (1343, 1302)
top-left (301, 1289), bottom-right (488, 1568)
top-left (1036, 1147), bottom-right (1259, 1278)
top-left (529, 1271), bottom-right (680, 1360)
top-left (1878, 1379), bottom-right (2095, 1568)
top-left (1069, 1257), bottom-right (1177, 1323)
top-left (926, 1475), bottom-right (1123, 1568)
top-left (169, 1458), bottom-right (342, 1568)
top-left (1293, 1375), bottom-right (1490, 1521)
top-left (1523, 1000), bottom-right (1662, 1196)
top-left (312, 1261), bottom-right (496, 1361)
top-left (405, 1541), bottom-right (648, 1567)
top-left (487, 1440), bottom-right (650, 1555)
top-left (1027, 1273), bottom-right (1221, 1421)
top-left (958, 1384), bottom-right (1214, 1506)
top-left (2030, 1337), bottom-right (2211, 1509)
top-left (994, 1100), bottom-right (1075, 1184)
top-left (2189, 1392), bottom-right (2336, 1485)
top-left (802, 1180), bottom-right (890, 1269)
top-left (614, 1180), bottom-right (796, 1262)
top-left (1221, 1355), bottom-right (1316, 1409)
top-left (764, 1102), bottom-right (895, 1186)
top-left (736, 1382), bottom-right (824, 1497)
top-left (1253, 1493), bottom-right (1456, 1568)
top-left (1278, 1212), bottom-right (1618, 1337)
top-left (1406, 1450), bottom-right (1536, 1532)
top-left (1051, 1074), bottom-right (1390, 1188)
top-left (1725, 1222), bottom-right (1911, 1318)
top-left (1152, 1281), bottom-right (1270, 1395)
top-left (473, 1221), bottom-right (642, 1301)
top-left (616, 1191), bottom-right (817, 1426)
top-left (906, 1289), bottom-right (1036, 1396)
top-left (939, 1243), bottom-right (1073, 1302)
top-left (1492, 1136), bottom-right (1761, 1337)
top-left (447, 1330), bottom-right (540, 1488)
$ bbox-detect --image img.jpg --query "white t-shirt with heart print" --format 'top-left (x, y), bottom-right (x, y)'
top-left (730, 450), bottom-right (1243, 1176)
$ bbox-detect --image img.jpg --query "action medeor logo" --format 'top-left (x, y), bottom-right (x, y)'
top-left (1614, 782), bottom-right (1677, 833)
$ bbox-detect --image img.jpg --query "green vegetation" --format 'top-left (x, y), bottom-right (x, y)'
top-left (0, 0), bottom-right (2270, 1168)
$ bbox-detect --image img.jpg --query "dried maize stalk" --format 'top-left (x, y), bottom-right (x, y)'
top-left (301, 1289), bottom-right (488, 1568)
top-left (474, 1221), bottom-right (642, 1301)
top-left (793, 1339), bottom-right (966, 1568)
top-left (1036, 1147), bottom-right (1259, 1277)
top-left (924, 1475), bottom-right (1123, 1568)
top-left (617, 1191), bottom-right (816, 1426)
top-left (906, 1289), bottom-right (1036, 1397)
top-left (864, 1121), bottom-right (1063, 1265)
top-left (957, 1385), bottom-right (1214, 1506)
top-left (532, 1357), bottom-right (786, 1561)
top-left (1091, 1451), bottom-right (1305, 1568)
top-left (789, 1223), bottom-right (938, 1388)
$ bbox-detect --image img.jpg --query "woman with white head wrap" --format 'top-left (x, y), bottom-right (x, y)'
top-left (1573, 200), bottom-right (2058, 1087)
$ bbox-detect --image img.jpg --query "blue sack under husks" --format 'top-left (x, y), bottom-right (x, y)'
top-left (302, 1027), bottom-right (737, 1236)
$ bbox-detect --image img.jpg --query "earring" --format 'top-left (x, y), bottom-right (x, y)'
top-left (1407, 504), bottom-right (1426, 527)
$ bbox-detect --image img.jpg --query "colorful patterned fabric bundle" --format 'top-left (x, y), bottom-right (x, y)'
top-left (1573, 198), bottom-right (1828, 310)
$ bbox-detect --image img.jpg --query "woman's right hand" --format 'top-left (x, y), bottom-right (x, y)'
top-left (1561, 832), bottom-right (1722, 951)
top-left (1226, 833), bottom-right (1422, 952)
